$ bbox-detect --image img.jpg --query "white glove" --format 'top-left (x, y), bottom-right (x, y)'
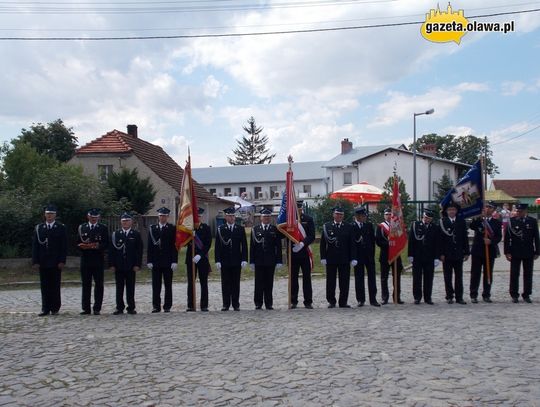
top-left (171, 263), bottom-right (177, 271)
top-left (408, 257), bottom-right (413, 264)
top-left (292, 242), bottom-right (304, 253)
top-left (434, 259), bottom-right (440, 267)
top-left (276, 263), bottom-right (283, 270)
top-left (321, 259), bottom-right (327, 265)
top-left (350, 260), bottom-right (358, 267)
top-left (215, 262), bottom-right (221, 270)
top-left (147, 263), bottom-right (153, 269)
top-left (250, 263), bottom-right (255, 272)
top-left (241, 261), bottom-right (248, 268)
top-left (193, 255), bottom-right (201, 264)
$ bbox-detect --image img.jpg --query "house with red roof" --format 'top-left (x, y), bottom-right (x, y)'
top-left (69, 125), bottom-right (225, 229)
top-left (490, 179), bottom-right (540, 206)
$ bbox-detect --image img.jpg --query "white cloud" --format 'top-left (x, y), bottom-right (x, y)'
top-left (501, 81), bottom-right (526, 96)
top-left (440, 126), bottom-right (475, 137)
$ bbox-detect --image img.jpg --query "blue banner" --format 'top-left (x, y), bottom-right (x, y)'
top-left (440, 160), bottom-right (484, 218)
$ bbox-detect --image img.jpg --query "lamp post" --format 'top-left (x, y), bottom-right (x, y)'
top-left (413, 108), bottom-right (435, 206)
top-left (530, 156), bottom-right (539, 161)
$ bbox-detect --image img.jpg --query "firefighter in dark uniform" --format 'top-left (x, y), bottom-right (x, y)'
top-left (147, 207), bottom-right (178, 313)
top-left (290, 200), bottom-right (315, 309)
top-left (77, 208), bottom-right (109, 315)
top-left (504, 203), bottom-right (540, 303)
top-left (438, 202), bottom-right (470, 305)
top-left (469, 201), bottom-right (502, 303)
top-left (215, 207), bottom-right (248, 311)
top-left (32, 204), bottom-right (67, 317)
top-left (185, 207), bottom-right (212, 312)
top-left (351, 207), bottom-right (380, 307)
top-left (109, 213), bottom-right (143, 315)
top-left (376, 208), bottom-right (404, 304)
top-left (320, 206), bottom-right (357, 308)
top-left (250, 208), bottom-right (283, 310)
top-left (407, 208), bottom-right (439, 305)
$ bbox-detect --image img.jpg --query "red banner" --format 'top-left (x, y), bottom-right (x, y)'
top-left (175, 154), bottom-right (200, 250)
top-left (388, 175), bottom-right (407, 264)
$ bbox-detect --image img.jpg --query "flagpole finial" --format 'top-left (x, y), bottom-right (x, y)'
top-left (393, 161), bottom-right (397, 175)
top-left (288, 155), bottom-right (294, 169)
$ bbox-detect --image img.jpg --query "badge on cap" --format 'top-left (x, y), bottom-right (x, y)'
top-left (87, 208), bottom-right (101, 217)
top-left (384, 208), bottom-right (392, 214)
top-left (223, 207), bottom-right (236, 215)
top-left (423, 209), bottom-right (434, 218)
top-left (44, 204), bottom-right (57, 214)
top-left (260, 208), bottom-right (272, 216)
top-left (332, 206), bottom-right (344, 214)
top-left (157, 207), bottom-right (171, 215)
top-left (354, 206), bottom-right (367, 215)
top-left (120, 212), bottom-right (133, 220)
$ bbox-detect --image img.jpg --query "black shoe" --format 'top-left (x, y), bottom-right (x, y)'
top-left (38, 311), bottom-right (50, 317)
top-left (163, 309), bottom-right (171, 313)
top-left (456, 300), bottom-right (467, 305)
top-left (80, 310), bottom-right (91, 315)
top-left (233, 307), bottom-right (240, 311)
top-left (339, 304), bottom-right (351, 308)
top-left (201, 308), bottom-right (209, 312)
top-left (357, 302), bottom-right (365, 307)
top-left (186, 308), bottom-right (195, 312)
top-left (425, 300), bottom-right (434, 305)
top-left (304, 304), bottom-right (313, 309)
top-left (414, 300), bottom-right (421, 305)
top-left (397, 300), bottom-right (405, 305)
top-left (512, 297), bottom-right (519, 303)
top-left (447, 299), bottom-right (454, 304)
top-left (523, 297), bottom-right (532, 303)
top-left (151, 309), bottom-right (160, 313)
top-left (93, 310), bottom-right (101, 315)
top-left (221, 307), bottom-right (229, 311)
top-left (482, 297), bottom-right (492, 303)
top-left (51, 311), bottom-right (59, 315)
top-left (471, 298), bottom-right (478, 304)
top-left (291, 304), bottom-right (297, 309)
top-left (127, 310), bottom-right (137, 315)
top-left (370, 302), bottom-right (381, 307)
top-left (266, 307), bottom-right (274, 310)
top-left (382, 300), bottom-right (388, 305)
top-left (328, 304), bottom-right (336, 309)
top-left (113, 310), bottom-right (123, 315)
top-left (255, 306), bottom-right (262, 310)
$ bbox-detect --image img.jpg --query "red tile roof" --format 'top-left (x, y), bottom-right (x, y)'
top-left (75, 130), bottom-right (216, 202)
top-left (492, 179), bottom-right (540, 198)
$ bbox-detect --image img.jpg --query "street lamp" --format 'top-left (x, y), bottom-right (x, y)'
top-left (413, 108), bottom-right (435, 205)
top-left (530, 156), bottom-right (539, 160)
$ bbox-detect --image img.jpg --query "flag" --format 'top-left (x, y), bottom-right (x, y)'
top-left (175, 153), bottom-right (200, 250)
top-left (440, 159), bottom-right (483, 218)
top-left (388, 174), bottom-right (407, 264)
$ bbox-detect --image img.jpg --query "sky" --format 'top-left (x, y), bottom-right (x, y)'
top-left (0, 0), bottom-right (539, 183)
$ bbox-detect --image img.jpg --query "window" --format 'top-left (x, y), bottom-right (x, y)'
top-left (444, 168), bottom-right (450, 177)
top-left (239, 187), bottom-right (246, 195)
top-left (343, 172), bottom-right (352, 185)
top-left (224, 187), bottom-right (232, 196)
top-left (303, 185), bottom-right (312, 197)
top-left (254, 186), bottom-right (262, 199)
top-left (97, 165), bottom-right (113, 182)
top-left (209, 188), bottom-right (217, 196)
top-left (270, 185), bottom-right (279, 198)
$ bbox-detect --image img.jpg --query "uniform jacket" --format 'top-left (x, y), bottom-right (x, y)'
top-left (185, 223), bottom-right (212, 268)
top-left (470, 217), bottom-right (502, 259)
top-left (320, 221), bottom-right (356, 265)
top-left (77, 222), bottom-right (109, 260)
top-left (249, 224), bottom-right (283, 266)
top-left (351, 220), bottom-right (375, 263)
top-left (147, 222), bottom-right (178, 268)
top-left (291, 213), bottom-right (315, 259)
top-left (504, 216), bottom-right (540, 259)
top-left (32, 222), bottom-right (67, 268)
top-left (407, 221), bottom-right (439, 261)
top-left (438, 217), bottom-right (470, 261)
top-left (215, 223), bottom-right (248, 267)
top-left (108, 229), bottom-right (143, 271)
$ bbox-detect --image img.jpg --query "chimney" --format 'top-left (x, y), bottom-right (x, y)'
top-left (127, 124), bottom-right (138, 138)
top-left (420, 143), bottom-right (437, 156)
top-left (341, 138), bottom-right (353, 154)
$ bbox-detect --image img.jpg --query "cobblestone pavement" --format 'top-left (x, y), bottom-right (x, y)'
top-left (1, 270), bottom-right (539, 406)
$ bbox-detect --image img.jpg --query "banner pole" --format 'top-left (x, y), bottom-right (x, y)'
top-left (191, 233), bottom-right (197, 311)
top-left (392, 260), bottom-right (397, 304)
top-left (288, 239), bottom-right (292, 309)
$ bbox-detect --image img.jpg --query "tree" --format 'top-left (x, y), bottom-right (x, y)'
top-left (107, 168), bottom-right (156, 215)
top-left (15, 119), bottom-right (77, 162)
top-left (409, 133), bottom-right (498, 176)
top-left (228, 117), bottom-right (276, 165)
top-left (376, 175), bottom-right (416, 226)
top-left (311, 196), bottom-right (355, 231)
top-left (433, 174), bottom-right (454, 203)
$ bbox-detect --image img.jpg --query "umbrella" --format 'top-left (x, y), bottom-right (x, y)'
top-left (330, 181), bottom-right (384, 204)
top-left (218, 196), bottom-right (254, 211)
top-left (535, 197), bottom-right (540, 205)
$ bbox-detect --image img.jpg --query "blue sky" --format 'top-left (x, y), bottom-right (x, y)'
top-left (0, 0), bottom-right (539, 183)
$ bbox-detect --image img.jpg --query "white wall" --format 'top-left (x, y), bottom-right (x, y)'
top-left (200, 180), bottom-right (328, 200)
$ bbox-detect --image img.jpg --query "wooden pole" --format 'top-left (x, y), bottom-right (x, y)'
top-left (392, 260), bottom-right (397, 304)
top-left (288, 239), bottom-right (292, 309)
top-left (482, 139), bottom-right (492, 285)
top-left (191, 233), bottom-right (197, 311)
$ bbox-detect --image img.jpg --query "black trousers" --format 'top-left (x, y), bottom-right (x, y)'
top-left (291, 256), bottom-right (313, 306)
top-left (39, 267), bottom-right (61, 313)
top-left (115, 269), bottom-right (136, 312)
top-left (412, 260), bottom-right (434, 302)
top-left (187, 262), bottom-right (209, 309)
top-left (152, 266), bottom-right (173, 311)
top-left (254, 265), bottom-right (275, 308)
top-left (221, 265), bottom-right (241, 309)
top-left (80, 257), bottom-right (104, 312)
top-left (380, 261), bottom-right (401, 302)
top-left (470, 255), bottom-right (495, 299)
top-left (509, 257), bottom-right (534, 299)
top-left (326, 263), bottom-right (350, 307)
top-left (354, 260), bottom-right (377, 304)
top-left (443, 259), bottom-right (464, 301)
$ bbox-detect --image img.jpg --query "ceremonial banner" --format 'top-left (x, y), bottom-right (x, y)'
top-left (440, 159), bottom-right (483, 218)
top-left (175, 153), bottom-right (200, 250)
top-left (277, 166), bottom-right (303, 244)
top-left (388, 175), bottom-right (407, 264)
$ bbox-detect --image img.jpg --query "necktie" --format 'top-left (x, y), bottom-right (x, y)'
top-left (47, 224), bottom-right (51, 230)
top-left (264, 225), bottom-right (268, 232)
top-left (91, 225), bottom-right (94, 231)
